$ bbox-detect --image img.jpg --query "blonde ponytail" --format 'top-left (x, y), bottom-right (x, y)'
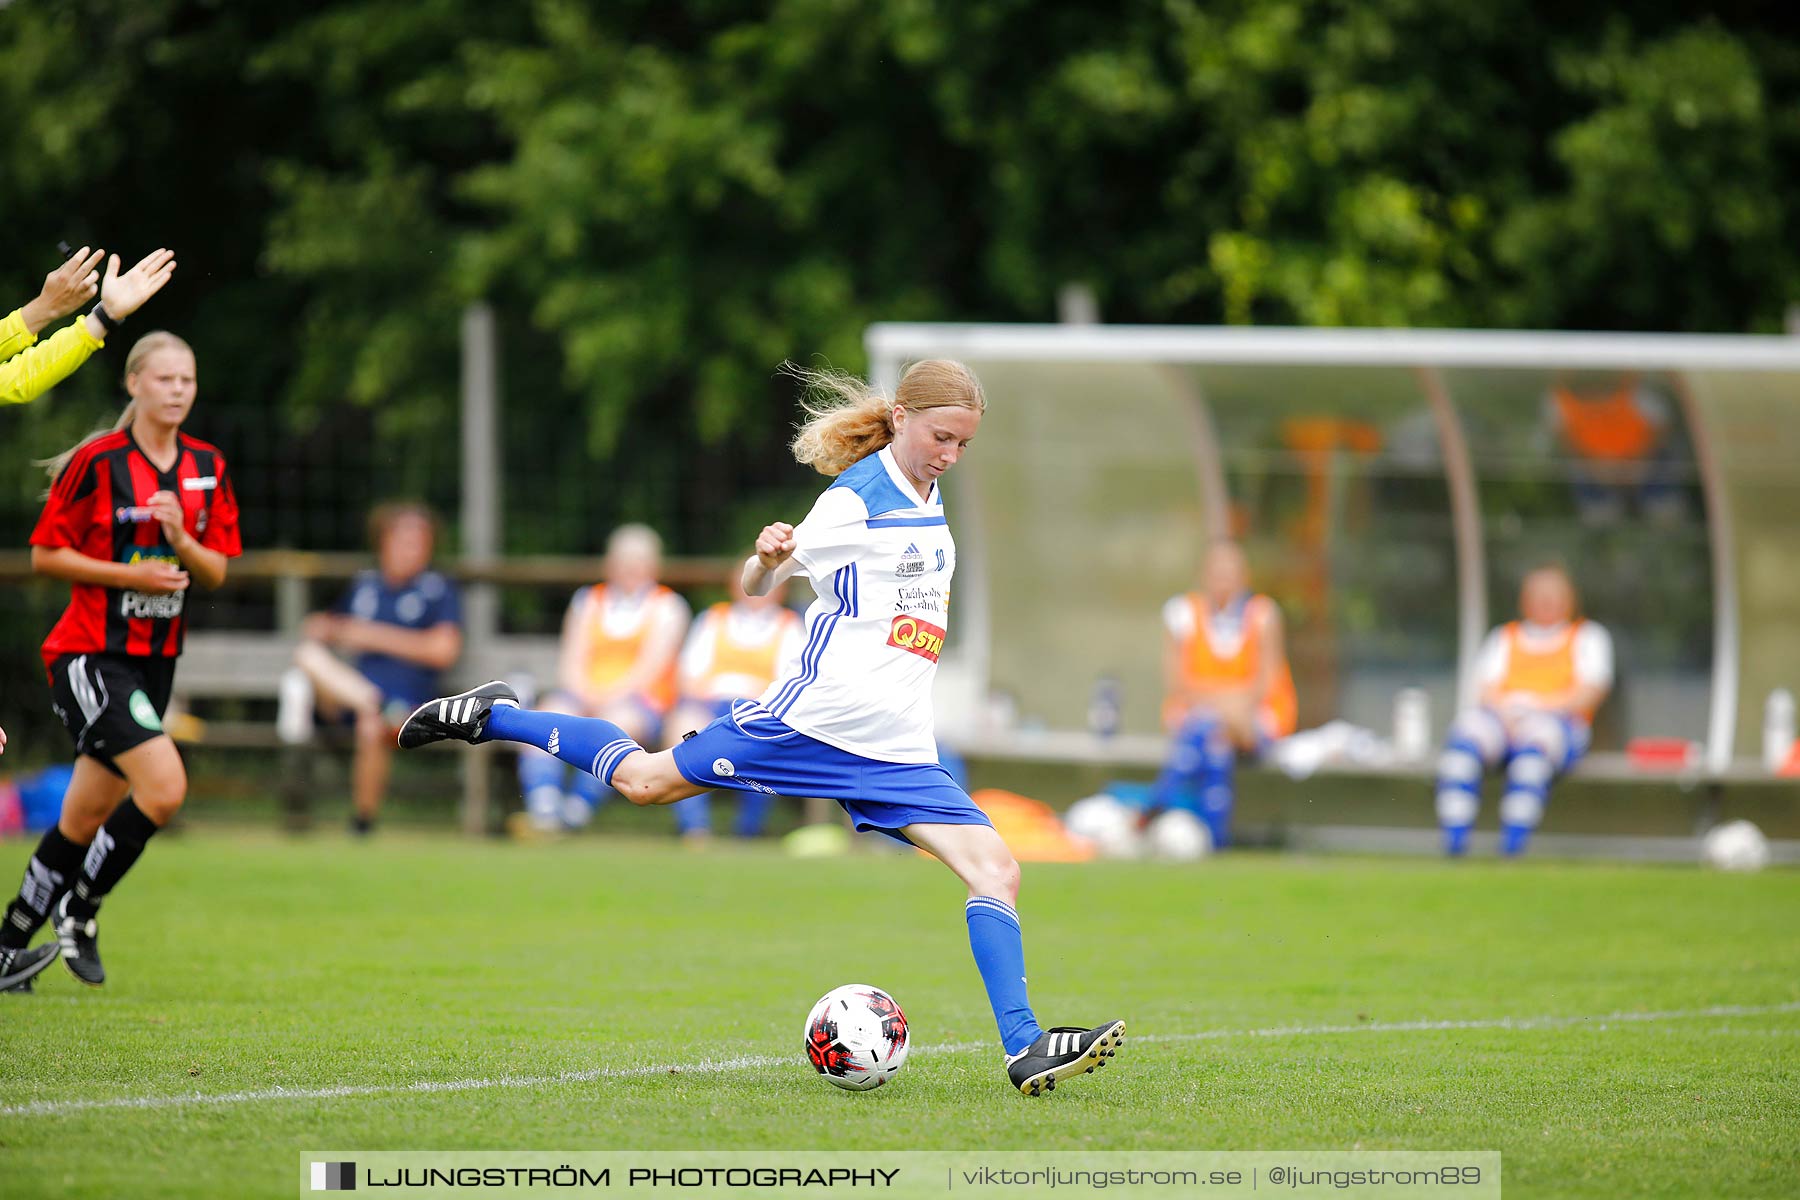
top-left (787, 358), bottom-right (986, 477)
top-left (40, 331), bottom-right (193, 488)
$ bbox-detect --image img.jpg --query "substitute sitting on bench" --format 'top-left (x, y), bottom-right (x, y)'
top-left (281, 502), bottom-right (463, 835)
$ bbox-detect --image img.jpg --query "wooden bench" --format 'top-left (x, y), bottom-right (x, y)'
top-left (174, 632), bottom-right (563, 832)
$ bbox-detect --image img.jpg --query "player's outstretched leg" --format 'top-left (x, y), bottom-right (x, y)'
top-left (397, 681), bottom-right (520, 748)
top-left (400, 682), bottom-right (661, 808)
top-left (0, 943), bottom-right (60, 994)
top-left (1004, 1021), bottom-right (1128, 1097)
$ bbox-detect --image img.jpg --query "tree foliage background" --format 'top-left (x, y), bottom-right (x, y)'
top-left (3, 0), bottom-right (1799, 558)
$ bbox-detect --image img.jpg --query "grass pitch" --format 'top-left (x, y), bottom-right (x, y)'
top-left (0, 827), bottom-right (1795, 1198)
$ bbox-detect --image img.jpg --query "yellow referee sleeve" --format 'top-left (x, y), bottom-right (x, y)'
top-left (0, 307), bottom-right (34, 364)
top-left (0, 314), bottom-right (104, 407)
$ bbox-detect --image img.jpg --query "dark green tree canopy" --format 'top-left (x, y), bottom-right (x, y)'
top-left (3, 0), bottom-right (1798, 555)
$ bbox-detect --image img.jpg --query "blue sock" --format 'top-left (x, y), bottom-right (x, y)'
top-left (517, 746), bottom-right (565, 795)
top-left (1152, 715), bottom-right (1214, 808)
top-left (1444, 825), bottom-right (1471, 856)
top-left (482, 706), bottom-right (642, 787)
top-left (570, 767), bottom-right (611, 808)
top-left (1500, 823), bottom-right (1532, 856)
top-left (1202, 728), bottom-right (1236, 846)
top-left (1498, 748), bottom-right (1551, 859)
top-left (733, 791), bottom-right (774, 837)
top-left (671, 793), bottom-right (711, 836)
top-left (965, 897), bottom-right (1042, 1055)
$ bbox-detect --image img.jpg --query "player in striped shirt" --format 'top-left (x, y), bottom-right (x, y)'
top-left (398, 360), bottom-right (1125, 1096)
top-left (0, 332), bottom-right (241, 994)
top-left (0, 244), bottom-right (179, 766)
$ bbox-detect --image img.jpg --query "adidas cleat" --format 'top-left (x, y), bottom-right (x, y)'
top-left (0, 942), bottom-right (59, 993)
top-left (1005, 1019), bottom-right (1126, 1096)
top-left (53, 894), bottom-right (105, 986)
top-left (397, 682), bottom-right (519, 749)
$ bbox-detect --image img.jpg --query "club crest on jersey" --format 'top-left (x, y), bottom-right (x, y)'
top-left (896, 543), bottom-right (926, 579)
top-left (887, 614), bottom-right (946, 663)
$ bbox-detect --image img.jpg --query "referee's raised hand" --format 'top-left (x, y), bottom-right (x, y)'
top-left (19, 245), bottom-right (105, 334)
top-left (97, 248), bottom-right (177, 321)
top-left (755, 522), bottom-right (797, 569)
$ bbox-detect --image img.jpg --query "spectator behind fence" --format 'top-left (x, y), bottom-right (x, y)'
top-left (282, 503), bottom-right (463, 835)
top-left (663, 571), bottom-right (804, 842)
top-left (1152, 539), bottom-right (1297, 848)
top-left (513, 524), bottom-right (690, 835)
top-left (1434, 564), bottom-right (1613, 858)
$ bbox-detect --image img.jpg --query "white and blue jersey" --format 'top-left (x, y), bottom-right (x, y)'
top-left (670, 446), bottom-right (986, 840)
top-left (753, 445), bottom-right (955, 764)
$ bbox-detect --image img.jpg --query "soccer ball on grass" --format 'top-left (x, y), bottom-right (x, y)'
top-left (803, 984), bottom-right (909, 1090)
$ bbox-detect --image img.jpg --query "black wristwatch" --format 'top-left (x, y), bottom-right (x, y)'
top-left (90, 302), bottom-right (123, 335)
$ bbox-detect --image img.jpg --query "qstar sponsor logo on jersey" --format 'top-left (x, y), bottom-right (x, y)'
top-left (886, 614), bottom-right (946, 663)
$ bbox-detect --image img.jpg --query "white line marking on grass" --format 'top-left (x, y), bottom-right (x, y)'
top-left (1148, 1000), bottom-right (1800, 1044)
top-left (4, 1001), bottom-right (1795, 1119)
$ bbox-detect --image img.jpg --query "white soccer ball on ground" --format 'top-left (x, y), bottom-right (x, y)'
top-left (803, 984), bottom-right (910, 1090)
top-left (1701, 820), bottom-right (1770, 872)
top-left (1064, 793), bottom-right (1144, 859)
top-left (1146, 808), bottom-right (1213, 861)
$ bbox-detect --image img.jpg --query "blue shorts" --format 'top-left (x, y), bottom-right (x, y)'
top-left (670, 703), bottom-right (991, 844)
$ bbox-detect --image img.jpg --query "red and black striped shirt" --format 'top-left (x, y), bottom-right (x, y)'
top-left (30, 429), bottom-right (243, 670)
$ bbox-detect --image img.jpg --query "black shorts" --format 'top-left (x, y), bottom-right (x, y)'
top-left (47, 652), bottom-right (178, 778)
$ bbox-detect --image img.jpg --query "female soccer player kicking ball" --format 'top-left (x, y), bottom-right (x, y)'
top-left (398, 359), bottom-right (1124, 1096)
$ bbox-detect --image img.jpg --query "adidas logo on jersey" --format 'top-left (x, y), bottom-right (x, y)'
top-left (548, 728), bottom-right (560, 755)
top-left (897, 543), bottom-right (926, 579)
